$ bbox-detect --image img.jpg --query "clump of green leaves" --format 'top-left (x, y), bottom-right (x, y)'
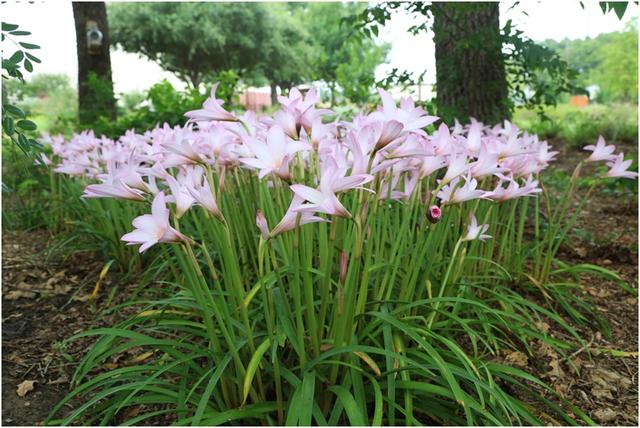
top-left (2, 22), bottom-right (42, 155)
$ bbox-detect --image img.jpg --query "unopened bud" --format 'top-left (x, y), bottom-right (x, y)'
top-left (427, 205), bottom-right (442, 223)
top-left (256, 210), bottom-right (270, 240)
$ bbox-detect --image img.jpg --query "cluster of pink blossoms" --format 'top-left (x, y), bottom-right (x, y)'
top-left (41, 84), bottom-right (637, 252)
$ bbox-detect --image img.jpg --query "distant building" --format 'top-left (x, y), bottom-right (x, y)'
top-left (239, 89), bottom-right (272, 111)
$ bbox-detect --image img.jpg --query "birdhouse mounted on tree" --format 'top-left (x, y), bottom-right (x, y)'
top-left (86, 20), bottom-right (103, 55)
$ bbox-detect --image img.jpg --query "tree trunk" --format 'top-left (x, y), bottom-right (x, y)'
top-left (432, 2), bottom-right (509, 124)
top-left (73, 2), bottom-right (116, 125)
top-left (270, 82), bottom-right (278, 106)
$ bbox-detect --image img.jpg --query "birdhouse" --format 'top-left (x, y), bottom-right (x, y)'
top-left (86, 20), bottom-right (103, 55)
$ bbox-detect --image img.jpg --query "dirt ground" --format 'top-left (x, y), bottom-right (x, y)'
top-left (2, 143), bottom-right (638, 426)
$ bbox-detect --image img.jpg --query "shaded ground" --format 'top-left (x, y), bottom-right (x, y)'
top-left (2, 230), bottom-right (136, 425)
top-left (1, 141), bottom-right (638, 426)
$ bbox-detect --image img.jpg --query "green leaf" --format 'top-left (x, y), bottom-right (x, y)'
top-left (18, 42), bottom-right (40, 50)
top-left (16, 119), bottom-right (37, 131)
top-left (9, 50), bottom-right (24, 64)
top-left (242, 337), bottom-right (271, 404)
top-left (25, 52), bottom-right (41, 63)
top-left (9, 30), bottom-right (31, 36)
top-left (328, 385), bottom-right (366, 425)
top-left (2, 22), bottom-right (19, 32)
top-left (23, 58), bottom-right (32, 72)
top-left (4, 104), bottom-right (25, 117)
top-left (2, 116), bottom-right (15, 135)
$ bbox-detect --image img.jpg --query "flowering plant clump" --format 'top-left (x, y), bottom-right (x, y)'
top-left (43, 86), bottom-right (636, 425)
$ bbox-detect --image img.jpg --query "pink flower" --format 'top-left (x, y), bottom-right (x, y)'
top-left (165, 175), bottom-right (195, 218)
top-left (427, 205), bottom-right (442, 223)
top-left (185, 83), bottom-right (237, 123)
top-left (83, 179), bottom-right (145, 201)
top-left (441, 151), bottom-right (470, 185)
top-left (462, 214), bottom-right (491, 242)
top-left (372, 89), bottom-right (439, 136)
top-left (239, 125), bottom-right (310, 180)
top-left (290, 157), bottom-right (373, 218)
top-left (270, 195), bottom-right (329, 237)
top-left (122, 192), bottom-right (191, 252)
top-left (584, 136), bottom-right (616, 162)
top-left (604, 153), bottom-right (638, 179)
top-left (437, 175), bottom-right (488, 205)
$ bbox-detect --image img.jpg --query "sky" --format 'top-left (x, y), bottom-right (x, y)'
top-left (2, 0), bottom-right (638, 95)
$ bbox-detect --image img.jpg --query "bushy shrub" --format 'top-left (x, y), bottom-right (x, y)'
top-left (514, 103), bottom-right (638, 147)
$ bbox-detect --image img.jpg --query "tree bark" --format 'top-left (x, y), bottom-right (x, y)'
top-left (270, 82), bottom-right (278, 106)
top-left (73, 2), bottom-right (116, 125)
top-left (432, 2), bottom-right (509, 124)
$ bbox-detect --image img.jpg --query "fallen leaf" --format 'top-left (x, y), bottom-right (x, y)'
top-left (591, 387), bottom-right (614, 400)
top-left (5, 290), bottom-right (37, 300)
top-left (505, 351), bottom-right (528, 367)
top-left (48, 376), bottom-right (69, 385)
top-left (534, 321), bottom-right (550, 334)
top-left (593, 408), bottom-right (617, 423)
top-left (71, 294), bottom-right (93, 302)
top-left (16, 380), bottom-right (36, 397)
top-left (546, 359), bottom-right (564, 379)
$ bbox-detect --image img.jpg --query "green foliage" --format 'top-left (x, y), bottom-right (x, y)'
top-left (336, 41), bottom-right (390, 104)
top-left (90, 80), bottom-right (209, 138)
top-left (542, 22), bottom-right (638, 103)
top-left (353, 2), bottom-right (580, 119)
top-left (4, 73), bottom-right (78, 136)
top-left (514, 103), bottom-right (638, 148)
top-left (108, 2), bottom-right (269, 88)
top-left (2, 22), bottom-right (42, 155)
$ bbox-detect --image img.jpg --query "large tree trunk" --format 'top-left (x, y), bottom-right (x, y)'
top-left (432, 2), bottom-right (509, 124)
top-left (73, 2), bottom-right (116, 125)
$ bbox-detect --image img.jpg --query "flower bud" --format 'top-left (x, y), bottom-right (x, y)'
top-left (427, 205), bottom-right (442, 223)
top-left (256, 210), bottom-right (270, 240)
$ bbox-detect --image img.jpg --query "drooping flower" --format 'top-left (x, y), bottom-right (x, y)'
top-left (440, 151), bottom-right (470, 185)
top-left (165, 175), bottom-right (196, 218)
top-left (121, 192), bottom-right (191, 252)
top-left (184, 83), bottom-right (238, 123)
top-left (462, 213), bottom-right (491, 242)
top-left (604, 153), bottom-right (638, 179)
top-left (437, 175), bottom-right (488, 205)
top-left (270, 195), bottom-right (330, 237)
top-left (83, 179), bottom-right (146, 201)
top-left (584, 136), bottom-right (617, 163)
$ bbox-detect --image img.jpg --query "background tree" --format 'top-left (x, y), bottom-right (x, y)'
top-left (543, 21), bottom-right (638, 103)
top-left (73, 1), bottom-right (116, 125)
top-left (257, 4), bottom-right (314, 104)
top-left (108, 2), bottom-right (268, 88)
top-left (355, 1), bottom-right (579, 123)
top-left (297, 2), bottom-right (388, 105)
top-left (431, 2), bottom-right (508, 123)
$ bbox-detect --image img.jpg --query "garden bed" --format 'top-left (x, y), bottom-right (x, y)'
top-left (2, 140), bottom-right (637, 426)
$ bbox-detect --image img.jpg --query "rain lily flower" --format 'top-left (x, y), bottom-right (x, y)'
top-left (165, 175), bottom-right (195, 218)
top-left (184, 83), bottom-right (237, 123)
top-left (83, 179), bottom-right (146, 201)
top-left (371, 89), bottom-right (439, 136)
top-left (122, 192), bottom-right (191, 252)
top-left (240, 125), bottom-right (309, 180)
top-left (584, 136), bottom-right (617, 162)
top-left (270, 195), bottom-right (330, 237)
top-left (438, 175), bottom-right (488, 205)
top-left (604, 153), bottom-right (638, 179)
top-left (462, 214), bottom-right (491, 242)
top-left (440, 151), bottom-right (470, 185)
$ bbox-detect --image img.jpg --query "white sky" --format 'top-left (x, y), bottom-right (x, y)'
top-left (1, 0), bottom-right (638, 95)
